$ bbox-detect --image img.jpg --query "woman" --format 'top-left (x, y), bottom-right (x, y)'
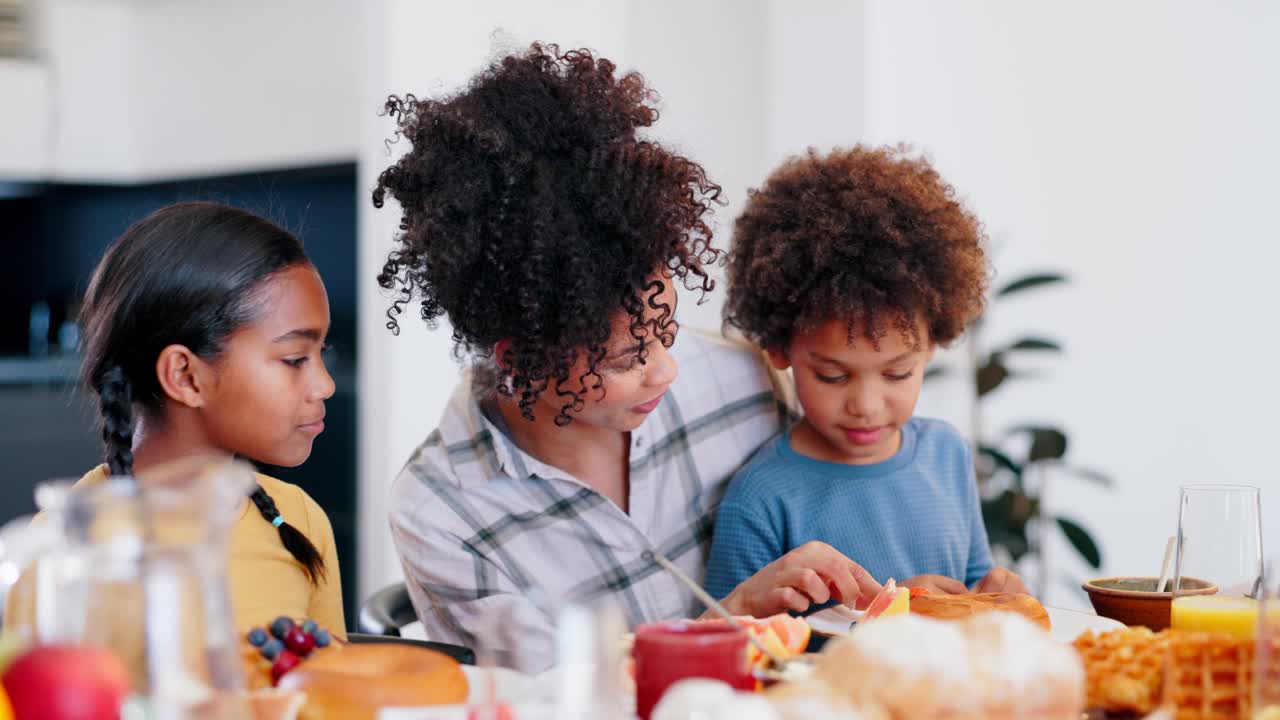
top-left (374, 43), bottom-right (879, 671)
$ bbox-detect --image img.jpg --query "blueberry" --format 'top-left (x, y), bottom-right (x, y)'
top-left (313, 629), bottom-right (331, 648)
top-left (246, 628), bottom-right (268, 647)
top-left (260, 638), bottom-right (284, 660)
top-left (301, 619), bottom-right (319, 636)
top-left (270, 616), bottom-right (295, 639)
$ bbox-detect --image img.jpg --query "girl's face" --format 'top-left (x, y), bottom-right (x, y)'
top-left (200, 265), bottom-right (335, 467)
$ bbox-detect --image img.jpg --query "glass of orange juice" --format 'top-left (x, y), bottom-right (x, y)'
top-left (1169, 484), bottom-right (1263, 641)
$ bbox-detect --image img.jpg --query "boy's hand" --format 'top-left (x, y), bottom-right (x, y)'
top-left (717, 542), bottom-right (882, 618)
top-left (970, 566), bottom-right (1030, 595)
top-left (901, 574), bottom-right (968, 594)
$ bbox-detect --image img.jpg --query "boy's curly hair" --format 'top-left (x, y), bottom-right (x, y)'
top-left (725, 145), bottom-right (988, 351)
top-left (373, 43), bottom-right (723, 424)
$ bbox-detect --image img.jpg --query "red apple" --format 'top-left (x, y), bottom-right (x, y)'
top-left (2, 645), bottom-right (131, 720)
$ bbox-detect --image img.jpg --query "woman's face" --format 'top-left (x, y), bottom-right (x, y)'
top-left (532, 278), bottom-right (680, 433)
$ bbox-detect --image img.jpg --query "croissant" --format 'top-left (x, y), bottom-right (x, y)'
top-left (908, 592), bottom-right (1051, 631)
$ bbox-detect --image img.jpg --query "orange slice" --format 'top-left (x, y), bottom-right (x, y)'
top-left (762, 614), bottom-right (811, 655)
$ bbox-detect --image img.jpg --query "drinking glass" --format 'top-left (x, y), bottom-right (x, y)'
top-left (0, 456), bottom-right (254, 719)
top-left (1170, 484), bottom-right (1264, 640)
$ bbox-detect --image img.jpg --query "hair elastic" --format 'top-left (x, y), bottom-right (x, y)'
top-left (272, 515), bottom-right (285, 528)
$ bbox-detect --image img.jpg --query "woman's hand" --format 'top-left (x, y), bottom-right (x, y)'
top-left (717, 542), bottom-right (882, 618)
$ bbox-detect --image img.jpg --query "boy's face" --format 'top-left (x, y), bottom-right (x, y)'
top-left (769, 317), bottom-right (935, 465)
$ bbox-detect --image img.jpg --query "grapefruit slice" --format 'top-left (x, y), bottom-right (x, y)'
top-left (879, 587), bottom-right (910, 618)
top-left (861, 579), bottom-right (911, 621)
top-left (862, 578), bottom-right (898, 620)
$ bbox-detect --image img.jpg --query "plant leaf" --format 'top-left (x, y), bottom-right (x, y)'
top-left (975, 354), bottom-right (1008, 397)
top-left (978, 445), bottom-right (1022, 477)
top-left (1029, 428), bottom-right (1068, 461)
top-left (1007, 425), bottom-right (1068, 461)
top-left (1003, 337), bottom-right (1062, 353)
top-left (1056, 516), bottom-right (1102, 569)
top-left (996, 273), bottom-right (1068, 297)
top-left (982, 490), bottom-right (1031, 563)
top-left (1004, 538), bottom-right (1030, 561)
top-left (1063, 466), bottom-right (1114, 487)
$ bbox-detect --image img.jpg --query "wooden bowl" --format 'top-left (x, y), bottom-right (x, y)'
top-left (1082, 576), bottom-right (1218, 630)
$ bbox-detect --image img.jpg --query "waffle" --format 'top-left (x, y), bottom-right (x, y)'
top-left (1258, 630), bottom-right (1280, 715)
top-left (1164, 631), bottom-right (1253, 720)
top-left (1073, 626), bottom-right (1172, 715)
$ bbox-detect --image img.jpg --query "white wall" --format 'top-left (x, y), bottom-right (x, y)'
top-left (0, 59), bottom-right (51, 179)
top-left (38, 0), bottom-right (137, 179)
top-left (1, 0), bottom-right (359, 182)
top-left (862, 0), bottom-right (1280, 604)
top-left (127, 0), bottom-right (359, 180)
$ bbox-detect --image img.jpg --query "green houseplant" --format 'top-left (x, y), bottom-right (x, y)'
top-left (928, 272), bottom-right (1109, 592)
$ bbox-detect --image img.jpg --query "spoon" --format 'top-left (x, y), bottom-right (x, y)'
top-left (1156, 535), bottom-right (1176, 593)
top-left (651, 552), bottom-right (791, 670)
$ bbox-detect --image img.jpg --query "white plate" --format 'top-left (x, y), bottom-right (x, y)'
top-left (1044, 605), bottom-right (1124, 641)
top-left (805, 604), bottom-right (1123, 644)
top-left (378, 666), bottom-right (549, 720)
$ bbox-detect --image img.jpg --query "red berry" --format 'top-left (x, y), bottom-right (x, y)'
top-left (271, 649), bottom-right (302, 685)
top-left (283, 625), bottom-right (315, 656)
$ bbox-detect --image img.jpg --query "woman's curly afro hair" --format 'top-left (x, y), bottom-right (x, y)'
top-left (725, 144), bottom-right (988, 351)
top-left (374, 43), bottom-right (723, 424)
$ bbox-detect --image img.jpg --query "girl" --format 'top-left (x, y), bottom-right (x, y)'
top-left (9, 201), bottom-right (345, 638)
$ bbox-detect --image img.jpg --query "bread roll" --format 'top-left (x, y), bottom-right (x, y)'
top-left (908, 592), bottom-right (1051, 630)
top-left (276, 644), bottom-right (468, 720)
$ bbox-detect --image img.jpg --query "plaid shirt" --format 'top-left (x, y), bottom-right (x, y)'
top-left (388, 330), bottom-right (790, 672)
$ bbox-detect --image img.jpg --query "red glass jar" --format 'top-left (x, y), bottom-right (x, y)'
top-left (633, 620), bottom-right (754, 720)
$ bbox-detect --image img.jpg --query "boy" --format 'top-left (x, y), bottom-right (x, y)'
top-left (705, 145), bottom-right (1027, 606)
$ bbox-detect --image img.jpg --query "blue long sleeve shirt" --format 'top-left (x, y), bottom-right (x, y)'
top-left (704, 417), bottom-right (994, 602)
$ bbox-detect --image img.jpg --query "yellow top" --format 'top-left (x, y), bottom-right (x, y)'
top-left (5, 465), bottom-right (346, 641)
